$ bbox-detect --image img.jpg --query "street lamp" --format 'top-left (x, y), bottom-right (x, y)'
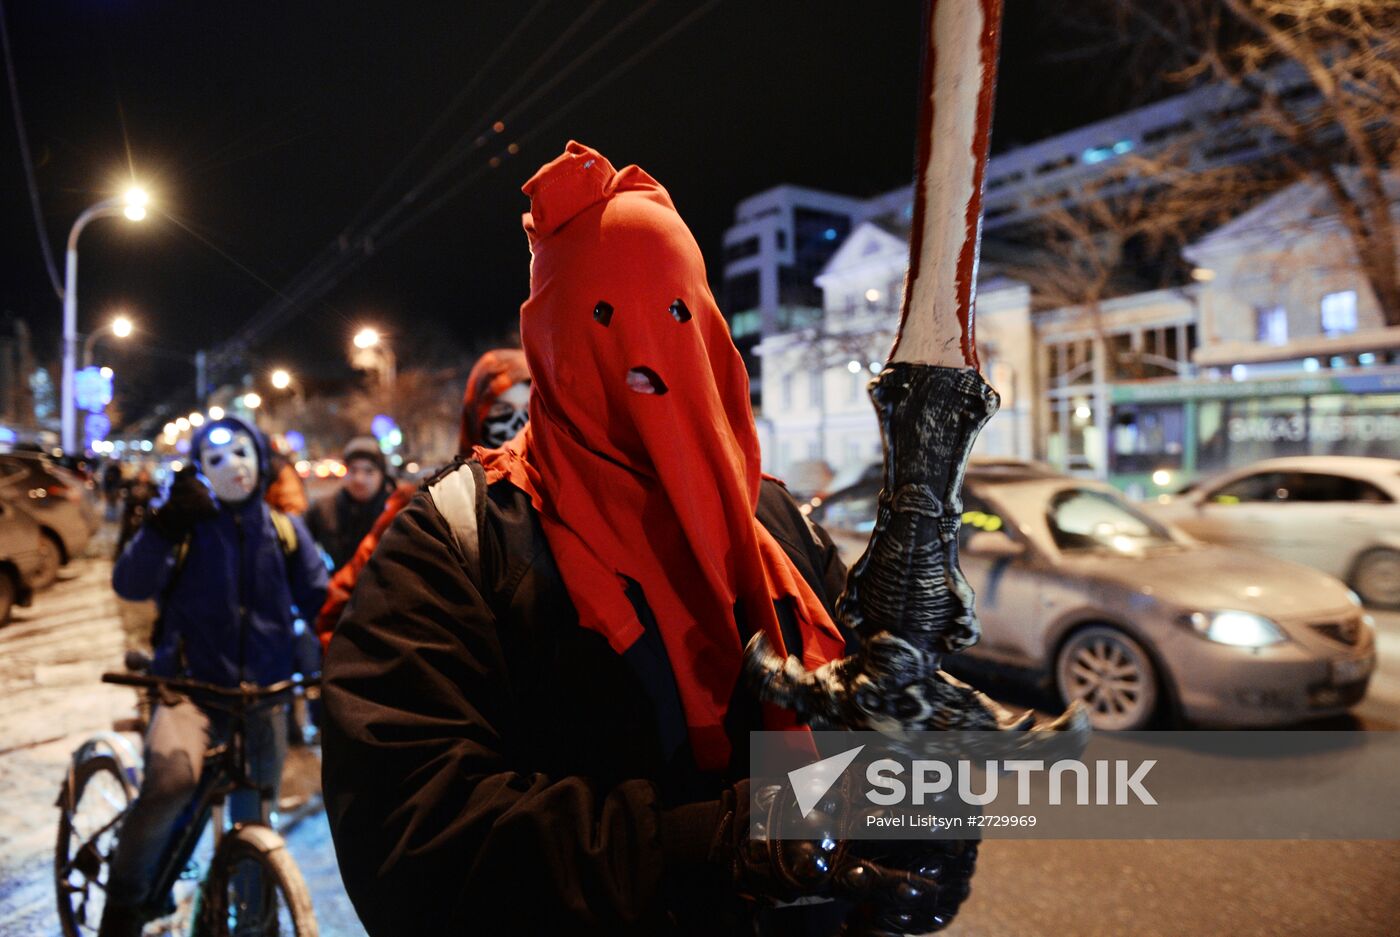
top-left (350, 326), bottom-right (395, 390)
top-left (62, 186), bottom-right (150, 453)
top-left (82, 314), bottom-right (136, 368)
top-left (243, 392), bottom-right (262, 410)
top-left (270, 368), bottom-right (292, 390)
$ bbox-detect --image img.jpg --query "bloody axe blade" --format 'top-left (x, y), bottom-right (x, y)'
top-left (744, 0), bottom-right (1088, 752)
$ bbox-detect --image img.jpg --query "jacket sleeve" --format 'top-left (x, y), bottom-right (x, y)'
top-left (321, 493), bottom-right (691, 935)
top-left (286, 513), bottom-right (328, 624)
top-left (111, 525), bottom-right (177, 601)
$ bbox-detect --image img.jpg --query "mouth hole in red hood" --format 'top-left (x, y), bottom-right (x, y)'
top-left (626, 366), bottom-right (668, 395)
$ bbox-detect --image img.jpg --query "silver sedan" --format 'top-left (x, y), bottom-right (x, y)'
top-left (811, 465), bottom-right (1377, 730)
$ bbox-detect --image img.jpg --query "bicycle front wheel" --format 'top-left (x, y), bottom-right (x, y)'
top-left (55, 754), bottom-right (131, 936)
top-left (195, 823), bottom-right (317, 937)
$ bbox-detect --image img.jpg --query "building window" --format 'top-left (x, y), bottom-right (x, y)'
top-left (781, 373), bottom-right (794, 410)
top-left (1255, 305), bottom-right (1288, 345)
top-left (776, 230), bottom-right (787, 250)
top-left (848, 370), bottom-right (863, 402)
top-left (723, 271), bottom-right (760, 314)
top-left (723, 237), bottom-right (760, 263)
top-left (1320, 290), bottom-right (1357, 336)
top-left (808, 372), bottom-right (823, 407)
top-left (729, 310), bottom-right (761, 338)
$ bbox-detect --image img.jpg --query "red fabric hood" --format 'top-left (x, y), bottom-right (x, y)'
top-left (480, 142), bottom-right (845, 770)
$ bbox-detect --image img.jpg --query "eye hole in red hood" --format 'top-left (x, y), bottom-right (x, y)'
top-left (593, 300), bottom-right (614, 326)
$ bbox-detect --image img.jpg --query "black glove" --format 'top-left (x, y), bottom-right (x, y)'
top-left (714, 777), bottom-right (977, 935)
top-left (147, 467), bottom-right (218, 542)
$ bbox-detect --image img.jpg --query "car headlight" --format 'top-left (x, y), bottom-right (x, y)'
top-left (1185, 610), bottom-right (1287, 648)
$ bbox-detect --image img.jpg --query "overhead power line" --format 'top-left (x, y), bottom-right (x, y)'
top-left (0, 0), bottom-right (64, 299)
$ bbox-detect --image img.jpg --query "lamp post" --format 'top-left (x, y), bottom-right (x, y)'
top-left (62, 187), bottom-right (149, 453)
top-left (82, 314), bottom-right (135, 369)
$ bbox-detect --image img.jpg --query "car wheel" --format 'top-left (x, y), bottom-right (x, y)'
top-left (1350, 548), bottom-right (1400, 609)
top-left (1055, 625), bottom-right (1159, 731)
top-left (33, 532), bottom-right (62, 591)
top-left (0, 572), bottom-right (14, 624)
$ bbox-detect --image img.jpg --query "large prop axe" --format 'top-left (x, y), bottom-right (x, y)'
top-left (745, 0), bottom-right (1087, 752)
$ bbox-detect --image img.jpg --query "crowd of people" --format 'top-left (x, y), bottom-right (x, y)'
top-left (96, 143), bottom-right (964, 937)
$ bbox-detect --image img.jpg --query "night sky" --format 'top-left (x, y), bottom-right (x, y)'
top-left (0, 1), bottom-right (1131, 426)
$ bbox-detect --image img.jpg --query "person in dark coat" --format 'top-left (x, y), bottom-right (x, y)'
top-left (101, 416), bottom-right (328, 936)
top-left (306, 436), bottom-right (392, 570)
top-left (322, 143), bottom-right (965, 936)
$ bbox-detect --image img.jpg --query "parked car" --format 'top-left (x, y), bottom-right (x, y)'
top-left (0, 452), bottom-right (99, 589)
top-left (1148, 456), bottom-right (1400, 609)
top-left (0, 494), bottom-right (46, 623)
top-left (810, 462), bottom-right (1375, 730)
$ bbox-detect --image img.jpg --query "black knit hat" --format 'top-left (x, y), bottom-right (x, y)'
top-left (343, 435), bottom-right (387, 474)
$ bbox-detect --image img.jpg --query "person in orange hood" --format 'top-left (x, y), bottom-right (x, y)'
top-left (312, 347), bottom-right (529, 649)
top-left (322, 144), bottom-right (969, 936)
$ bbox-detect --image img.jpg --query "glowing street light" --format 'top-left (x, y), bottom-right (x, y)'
top-left (122, 187), bottom-right (150, 222)
top-left (176, 417), bottom-right (191, 432)
top-left (83, 313), bottom-right (137, 368)
top-left (353, 327), bottom-right (380, 349)
top-left (270, 369), bottom-right (292, 390)
top-left (243, 392), bottom-right (262, 410)
top-left (62, 185), bottom-right (152, 452)
top-left (208, 406), bottom-right (225, 421)
top-left (188, 412), bottom-right (205, 428)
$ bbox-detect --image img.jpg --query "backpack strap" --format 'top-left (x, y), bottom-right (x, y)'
top-left (269, 508), bottom-right (298, 557)
top-left (428, 460), bottom-right (486, 586)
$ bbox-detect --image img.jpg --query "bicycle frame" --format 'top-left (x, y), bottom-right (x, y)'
top-left (95, 672), bottom-right (304, 916)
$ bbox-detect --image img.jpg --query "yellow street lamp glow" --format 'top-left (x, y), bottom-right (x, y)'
top-left (353, 327), bottom-right (380, 349)
top-left (99, 366), bottom-right (113, 379)
top-left (163, 422), bottom-right (177, 436)
top-left (123, 187), bottom-right (150, 222)
top-left (208, 406), bottom-right (225, 420)
top-left (175, 417), bottom-right (190, 432)
top-left (111, 316), bottom-right (134, 338)
top-left (271, 369), bottom-right (292, 390)
top-left (189, 412), bottom-right (205, 428)
top-left (1151, 469), bottom-right (1172, 487)
top-left (243, 392), bottom-right (262, 409)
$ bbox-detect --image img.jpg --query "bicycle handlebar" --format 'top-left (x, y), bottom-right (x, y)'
top-left (101, 671), bottom-right (318, 700)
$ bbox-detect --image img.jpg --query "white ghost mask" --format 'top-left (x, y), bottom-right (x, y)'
top-left (200, 426), bottom-right (260, 504)
top-left (481, 381), bottom-right (531, 448)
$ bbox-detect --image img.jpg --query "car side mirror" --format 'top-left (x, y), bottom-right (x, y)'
top-left (965, 530), bottom-right (1026, 558)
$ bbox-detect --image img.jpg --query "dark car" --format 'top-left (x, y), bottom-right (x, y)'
top-left (0, 495), bottom-right (46, 623)
top-left (0, 452), bottom-right (99, 589)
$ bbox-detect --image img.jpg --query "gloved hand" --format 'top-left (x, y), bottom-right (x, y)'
top-left (147, 467), bottom-right (218, 542)
top-left (714, 777), bottom-right (977, 935)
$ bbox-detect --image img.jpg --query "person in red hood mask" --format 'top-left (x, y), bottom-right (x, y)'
top-left (312, 348), bottom-right (530, 649)
top-left (322, 144), bottom-right (971, 936)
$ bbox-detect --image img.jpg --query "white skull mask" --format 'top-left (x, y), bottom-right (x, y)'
top-left (481, 381), bottom-right (531, 448)
top-left (200, 427), bottom-right (260, 504)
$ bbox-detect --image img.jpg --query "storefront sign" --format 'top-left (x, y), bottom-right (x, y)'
top-left (1226, 412), bottom-right (1400, 446)
top-left (1113, 367), bottom-right (1400, 404)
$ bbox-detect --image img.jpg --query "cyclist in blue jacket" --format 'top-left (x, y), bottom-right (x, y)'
top-left (101, 414), bottom-right (328, 937)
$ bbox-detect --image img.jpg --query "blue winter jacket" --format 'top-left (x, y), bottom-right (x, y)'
top-left (113, 416), bottom-right (328, 687)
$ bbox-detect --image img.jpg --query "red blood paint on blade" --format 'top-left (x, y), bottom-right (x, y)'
top-left (892, 0), bottom-right (1004, 371)
top-left (957, 0), bottom-right (1003, 370)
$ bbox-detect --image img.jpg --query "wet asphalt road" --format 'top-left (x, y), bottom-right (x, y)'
top-left (2, 533), bottom-right (1398, 936)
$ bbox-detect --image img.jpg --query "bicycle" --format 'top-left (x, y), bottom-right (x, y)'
top-left (55, 670), bottom-right (320, 936)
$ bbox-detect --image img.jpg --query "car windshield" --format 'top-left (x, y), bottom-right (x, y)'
top-left (1047, 488), bottom-right (1175, 554)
